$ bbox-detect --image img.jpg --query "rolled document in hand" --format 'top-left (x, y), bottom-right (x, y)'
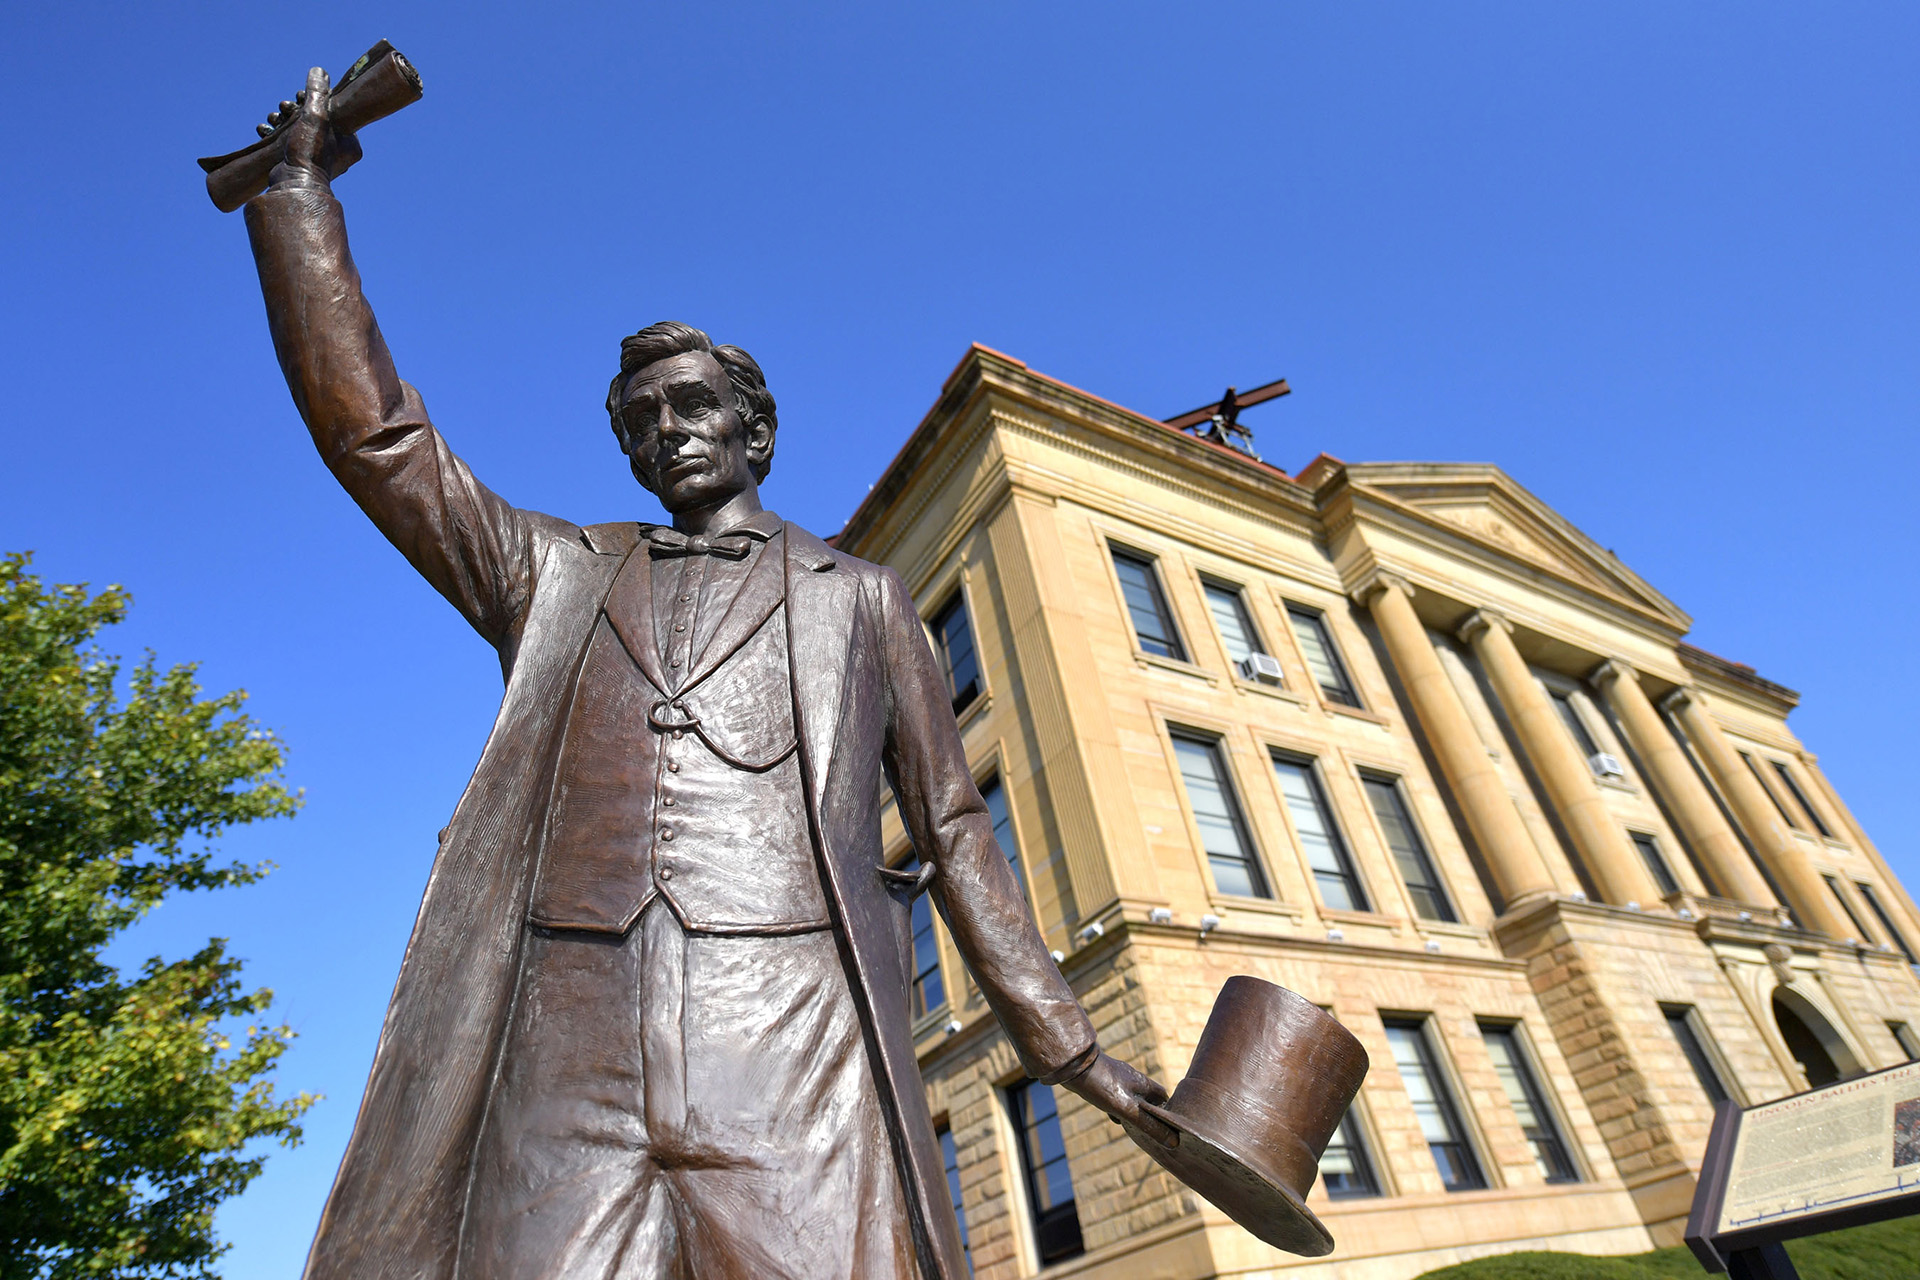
top-left (198, 40), bottom-right (422, 212)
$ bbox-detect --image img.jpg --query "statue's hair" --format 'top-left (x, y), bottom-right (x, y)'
top-left (606, 321), bottom-right (776, 482)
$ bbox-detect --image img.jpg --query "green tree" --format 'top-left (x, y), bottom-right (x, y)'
top-left (0, 552), bottom-right (312, 1278)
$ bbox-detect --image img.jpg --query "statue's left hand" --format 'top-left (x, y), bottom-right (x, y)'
top-left (1063, 1051), bottom-right (1177, 1146)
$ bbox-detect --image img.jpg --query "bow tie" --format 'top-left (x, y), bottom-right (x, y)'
top-left (646, 526), bottom-right (756, 560)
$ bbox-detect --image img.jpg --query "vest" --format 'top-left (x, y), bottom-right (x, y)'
top-left (530, 541), bottom-right (830, 934)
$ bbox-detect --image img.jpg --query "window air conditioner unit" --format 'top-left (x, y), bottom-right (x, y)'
top-left (1588, 752), bottom-right (1626, 780)
top-left (1240, 653), bottom-right (1285, 685)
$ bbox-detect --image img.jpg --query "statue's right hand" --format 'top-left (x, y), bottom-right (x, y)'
top-left (265, 66), bottom-right (363, 189)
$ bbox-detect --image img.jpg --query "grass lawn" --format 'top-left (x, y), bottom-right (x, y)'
top-left (1414, 1214), bottom-right (1920, 1279)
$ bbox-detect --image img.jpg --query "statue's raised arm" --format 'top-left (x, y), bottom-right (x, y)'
top-left (241, 66), bottom-right (566, 655)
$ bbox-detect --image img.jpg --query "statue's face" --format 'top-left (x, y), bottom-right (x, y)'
top-left (618, 351), bottom-right (768, 513)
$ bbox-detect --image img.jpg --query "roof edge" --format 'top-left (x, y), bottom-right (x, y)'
top-left (1679, 642), bottom-right (1801, 708)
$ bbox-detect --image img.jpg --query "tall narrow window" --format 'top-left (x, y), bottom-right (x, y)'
top-left (1771, 762), bottom-right (1833, 838)
top-left (1856, 883), bottom-right (1918, 965)
top-left (932, 593), bottom-right (982, 713)
top-left (1662, 1004), bottom-right (1730, 1106)
top-left (1741, 751), bottom-right (1801, 829)
top-left (1172, 735), bottom-right (1270, 899)
top-left (1629, 832), bottom-right (1681, 898)
top-left (1480, 1023), bottom-right (1578, 1183)
top-left (901, 854), bottom-right (945, 1019)
top-left (977, 775), bottom-right (1025, 900)
top-left (1318, 1107), bottom-right (1381, 1198)
top-left (1273, 756), bottom-right (1369, 911)
top-left (1384, 1019), bottom-right (1485, 1191)
top-left (1363, 774), bottom-right (1455, 921)
top-left (1823, 875), bottom-right (1873, 944)
top-left (1285, 604), bottom-right (1360, 707)
top-left (937, 1124), bottom-right (975, 1275)
top-left (1549, 688), bottom-right (1602, 758)
top-left (1008, 1081), bottom-right (1083, 1264)
top-left (1112, 549), bottom-right (1185, 660)
top-left (1203, 581), bottom-right (1265, 668)
top-left (1890, 1022), bottom-right (1920, 1063)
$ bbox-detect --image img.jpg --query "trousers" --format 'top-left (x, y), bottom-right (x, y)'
top-left (460, 900), bottom-right (918, 1279)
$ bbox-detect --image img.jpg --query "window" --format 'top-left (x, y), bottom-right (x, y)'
top-left (1856, 882), bottom-right (1918, 965)
top-left (1479, 1023), bottom-right (1578, 1184)
top-left (1663, 1004), bottom-right (1730, 1106)
top-left (932, 593), bottom-right (982, 714)
top-left (1285, 604), bottom-right (1360, 707)
top-left (901, 854), bottom-right (945, 1019)
top-left (1203, 581), bottom-right (1266, 669)
top-left (1629, 832), bottom-right (1681, 899)
top-left (1112, 549), bottom-right (1185, 660)
top-left (937, 1124), bottom-right (974, 1275)
top-left (1363, 774), bottom-right (1455, 922)
top-left (1891, 1022), bottom-right (1920, 1063)
top-left (1172, 734), bottom-right (1270, 898)
top-left (1318, 1107), bottom-right (1381, 1198)
top-left (1771, 762), bottom-right (1833, 838)
top-left (1273, 756), bottom-right (1369, 912)
top-left (1741, 751), bottom-right (1801, 830)
top-left (1384, 1019), bottom-right (1485, 1190)
top-left (1549, 688), bottom-right (1602, 758)
top-left (1008, 1081), bottom-right (1083, 1264)
top-left (1823, 875), bottom-right (1873, 944)
top-left (979, 775), bottom-right (1025, 901)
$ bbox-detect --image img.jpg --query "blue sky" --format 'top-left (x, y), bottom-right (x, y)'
top-left (3, 3), bottom-right (1916, 1273)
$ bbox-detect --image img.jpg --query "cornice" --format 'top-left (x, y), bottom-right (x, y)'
top-left (1678, 642), bottom-right (1800, 716)
top-left (837, 357), bottom-right (998, 559)
top-left (852, 397), bottom-right (1002, 581)
top-left (839, 346), bottom-right (1322, 563)
top-left (986, 405), bottom-right (1323, 545)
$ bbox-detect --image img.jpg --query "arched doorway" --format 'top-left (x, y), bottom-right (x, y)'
top-left (1772, 988), bottom-right (1862, 1088)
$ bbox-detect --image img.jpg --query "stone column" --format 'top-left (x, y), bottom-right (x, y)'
top-left (1589, 660), bottom-right (1776, 909)
top-left (1457, 610), bottom-right (1663, 909)
top-left (1662, 686), bottom-right (1849, 938)
top-left (1356, 576), bottom-right (1559, 906)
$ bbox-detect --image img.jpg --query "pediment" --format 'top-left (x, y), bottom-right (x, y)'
top-left (1347, 465), bottom-right (1690, 630)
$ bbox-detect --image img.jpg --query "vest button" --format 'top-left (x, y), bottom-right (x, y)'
top-left (662, 796), bottom-right (675, 807)
top-left (659, 866), bottom-right (674, 881)
top-left (660, 828), bottom-right (674, 841)
top-left (667, 761), bottom-right (679, 772)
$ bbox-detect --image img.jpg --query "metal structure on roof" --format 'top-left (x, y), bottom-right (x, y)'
top-left (1162, 377), bottom-right (1291, 458)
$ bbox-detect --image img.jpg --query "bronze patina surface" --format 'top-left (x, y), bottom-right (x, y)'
top-left (220, 58), bottom-right (1362, 1280)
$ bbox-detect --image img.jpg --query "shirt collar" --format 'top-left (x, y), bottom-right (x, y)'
top-left (640, 509), bottom-right (783, 542)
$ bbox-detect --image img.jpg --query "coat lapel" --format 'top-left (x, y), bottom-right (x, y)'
top-left (599, 542), bottom-right (673, 696)
top-left (782, 524), bottom-right (852, 814)
top-left (680, 530), bottom-right (788, 692)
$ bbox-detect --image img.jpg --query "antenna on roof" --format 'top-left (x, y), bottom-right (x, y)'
top-left (1162, 377), bottom-right (1290, 459)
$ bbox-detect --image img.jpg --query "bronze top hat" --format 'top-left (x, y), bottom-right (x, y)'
top-left (1123, 976), bottom-right (1369, 1257)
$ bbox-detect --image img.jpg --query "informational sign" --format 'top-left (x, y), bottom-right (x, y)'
top-left (1688, 1061), bottom-right (1920, 1274)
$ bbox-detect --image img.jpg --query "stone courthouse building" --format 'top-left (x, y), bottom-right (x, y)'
top-left (839, 346), bottom-right (1920, 1279)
